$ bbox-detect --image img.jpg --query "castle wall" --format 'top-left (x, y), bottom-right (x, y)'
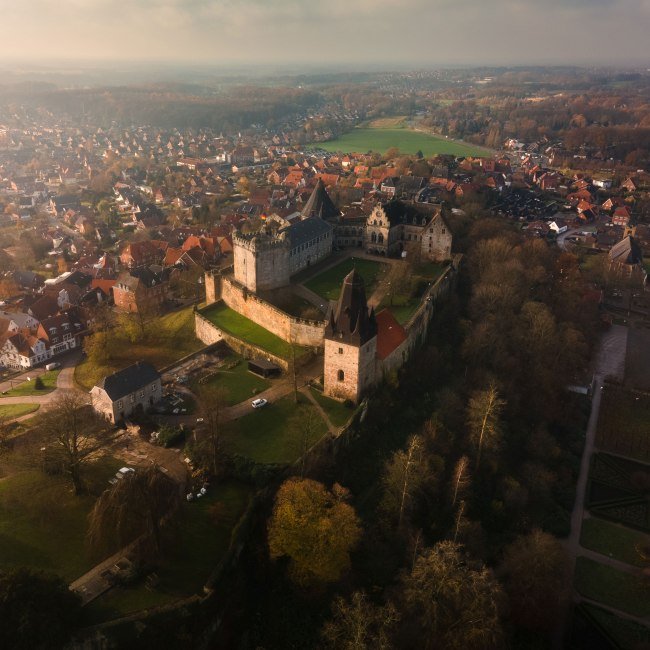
top-left (221, 276), bottom-right (324, 348)
top-left (195, 309), bottom-right (291, 371)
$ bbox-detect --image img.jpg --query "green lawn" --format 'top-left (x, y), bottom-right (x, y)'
top-left (222, 394), bottom-right (328, 464)
top-left (316, 127), bottom-right (490, 158)
top-left (2, 370), bottom-right (60, 397)
top-left (596, 386), bottom-right (650, 463)
top-left (378, 263), bottom-right (447, 324)
top-left (581, 603), bottom-right (650, 649)
top-left (0, 456), bottom-right (123, 582)
top-left (0, 403), bottom-right (40, 420)
top-left (84, 480), bottom-right (252, 623)
top-left (580, 517), bottom-right (648, 568)
top-left (193, 357), bottom-right (271, 406)
top-left (304, 257), bottom-right (387, 302)
top-left (75, 306), bottom-right (203, 390)
top-left (574, 557), bottom-right (650, 619)
top-left (201, 303), bottom-right (304, 360)
top-left (309, 387), bottom-right (354, 427)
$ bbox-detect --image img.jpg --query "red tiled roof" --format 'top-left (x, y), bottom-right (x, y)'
top-left (375, 309), bottom-right (407, 360)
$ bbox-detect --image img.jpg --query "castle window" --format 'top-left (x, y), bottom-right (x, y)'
top-left (442, 228), bottom-right (446, 234)
top-left (371, 232), bottom-right (377, 243)
top-left (337, 369), bottom-right (345, 382)
top-left (378, 233), bottom-right (384, 244)
top-left (338, 347), bottom-right (343, 354)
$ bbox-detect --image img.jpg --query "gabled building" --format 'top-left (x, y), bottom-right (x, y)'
top-left (113, 268), bottom-right (168, 314)
top-left (90, 361), bottom-right (161, 424)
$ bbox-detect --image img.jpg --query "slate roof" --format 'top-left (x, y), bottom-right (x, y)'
top-left (286, 216), bottom-right (333, 250)
top-left (96, 361), bottom-right (160, 401)
top-left (609, 235), bottom-right (643, 266)
top-left (300, 179), bottom-right (339, 220)
top-left (325, 269), bottom-right (377, 345)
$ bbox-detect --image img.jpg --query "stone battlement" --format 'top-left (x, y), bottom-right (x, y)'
top-left (232, 229), bottom-right (289, 254)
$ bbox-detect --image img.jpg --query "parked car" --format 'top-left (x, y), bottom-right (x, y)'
top-left (109, 467), bottom-right (135, 484)
top-left (251, 398), bottom-right (268, 409)
top-left (45, 362), bottom-right (61, 371)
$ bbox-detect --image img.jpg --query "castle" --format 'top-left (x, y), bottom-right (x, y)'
top-left (198, 181), bottom-right (457, 404)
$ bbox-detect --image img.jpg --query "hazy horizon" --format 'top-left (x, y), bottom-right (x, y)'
top-left (1, 0), bottom-right (649, 71)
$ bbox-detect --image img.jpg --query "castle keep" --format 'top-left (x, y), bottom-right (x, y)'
top-left (197, 181), bottom-right (459, 404)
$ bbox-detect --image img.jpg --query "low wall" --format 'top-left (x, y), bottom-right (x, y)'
top-left (221, 276), bottom-right (325, 348)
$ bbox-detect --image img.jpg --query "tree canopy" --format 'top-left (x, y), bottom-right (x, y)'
top-left (267, 478), bottom-right (361, 586)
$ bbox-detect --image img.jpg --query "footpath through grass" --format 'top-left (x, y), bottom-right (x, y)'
top-left (0, 403), bottom-right (40, 419)
top-left (2, 370), bottom-right (60, 397)
top-left (580, 517), bottom-right (648, 567)
top-left (574, 557), bottom-right (650, 619)
top-left (75, 306), bottom-right (202, 390)
top-left (201, 303), bottom-right (305, 360)
top-left (316, 126), bottom-right (490, 158)
top-left (222, 394), bottom-right (328, 464)
top-left (304, 257), bottom-right (387, 302)
top-left (309, 387), bottom-right (354, 427)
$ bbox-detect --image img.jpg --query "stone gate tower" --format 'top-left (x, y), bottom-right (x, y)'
top-left (323, 269), bottom-right (377, 403)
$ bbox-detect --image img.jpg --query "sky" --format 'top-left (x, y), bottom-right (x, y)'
top-left (1, 0), bottom-right (649, 68)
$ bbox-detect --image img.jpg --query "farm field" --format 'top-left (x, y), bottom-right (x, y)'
top-left (304, 257), bottom-right (387, 302)
top-left (580, 517), bottom-right (649, 567)
top-left (574, 557), bottom-right (650, 619)
top-left (316, 125), bottom-right (490, 158)
top-left (596, 385), bottom-right (650, 463)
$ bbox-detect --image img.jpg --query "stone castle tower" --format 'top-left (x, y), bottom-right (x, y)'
top-left (323, 269), bottom-right (377, 403)
top-left (232, 225), bottom-right (291, 293)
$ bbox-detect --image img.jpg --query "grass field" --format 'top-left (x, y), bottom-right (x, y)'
top-left (596, 386), bottom-right (650, 463)
top-left (75, 307), bottom-right (202, 390)
top-left (0, 403), bottom-right (40, 419)
top-left (378, 262), bottom-right (448, 324)
top-left (2, 370), bottom-right (60, 397)
top-left (222, 394), bottom-right (327, 464)
top-left (581, 517), bottom-right (648, 567)
top-left (85, 480), bottom-right (252, 623)
top-left (316, 125), bottom-right (490, 158)
top-left (193, 357), bottom-right (271, 406)
top-left (581, 603), bottom-right (650, 649)
top-left (0, 456), bottom-right (122, 582)
top-left (201, 303), bottom-right (303, 360)
top-left (574, 557), bottom-right (650, 619)
top-left (304, 257), bottom-right (387, 302)
top-left (309, 387), bottom-right (354, 427)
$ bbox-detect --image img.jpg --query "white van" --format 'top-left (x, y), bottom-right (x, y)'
top-left (45, 362), bottom-right (61, 371)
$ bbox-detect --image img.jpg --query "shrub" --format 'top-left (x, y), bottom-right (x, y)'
top-left (157, 425), bottom-right (186, 448)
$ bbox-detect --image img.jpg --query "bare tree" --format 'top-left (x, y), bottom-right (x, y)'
top-left (321, 591), bottom-right (399, 650)
top-left (382, 434), bottom-right (427, 529)
top-left (194, 384), bottom-right (228, 478)
top-left (87, 463), bottom-right (182, 560)
top-left (467, 384), bottom-right (505, 470)
top-left (450, 455), bottom-right (471, 507)
top-left (35, 391), bottom-right (105, 495)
